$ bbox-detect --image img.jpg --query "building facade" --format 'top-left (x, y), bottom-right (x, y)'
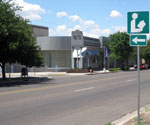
top-left (5, 24), bottom-right (110, 72)
top-left (37, 29), bottom-right (109, 70)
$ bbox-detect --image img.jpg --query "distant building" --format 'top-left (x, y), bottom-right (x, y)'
top-left (5, 24), bottom-right (110, 72)
top-left (36, 29), bottom-right (110, 70)
top-left (31, 24), bottom-right (49, 37)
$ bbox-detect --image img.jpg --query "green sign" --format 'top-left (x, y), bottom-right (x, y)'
top-left (130, 35), bottom-right (147, 46)
top-left (128, 11), bottom-right (149, 34)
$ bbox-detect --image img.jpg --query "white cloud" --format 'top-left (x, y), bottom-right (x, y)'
top-left (12, 0), bottom-right (45, 20)
top-left (56, 25), bottom-right (72, 36)
top-left (56, 25), bottom-right (67, 31)
top-left (110, 10), bottom-right (123, 18)
top-left (74, 25), bottom-right (81, 30)
top-left (83, 20), bottom-right (96, 28)
top-left (84, 20), bottom-right (95, 26)
top-left (69, 15), bottom-right (81, 22)
top-left (102, 29), bottom-right (112, 35)
top-left (56, 11), bottom-right (68, 18)
top-left (113, 26), bottom-right (127, 32)
top-left (53, 11), bottom-right (113, 37)
top-left (83, 32), bottom-right (100, 38)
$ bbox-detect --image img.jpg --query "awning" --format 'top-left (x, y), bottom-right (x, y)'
top-left (88, 51), bottom-right (99, 55)
top-left (82, 51), bottom-right (99, 56)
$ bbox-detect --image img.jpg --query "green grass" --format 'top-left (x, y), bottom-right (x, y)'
top-left (109, 68), bottom-right (121, 72)
top-left (125, 114), bottom-right (150, 125)
top-left (106, 123), bottom-right (112, 125)
top-left (133, 121), bottom-right (150, 125)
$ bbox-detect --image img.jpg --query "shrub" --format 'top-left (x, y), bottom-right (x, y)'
top-left (121, 66), bottom-right (130, 71)
top-left (109, 68), bottom-right (121, 72)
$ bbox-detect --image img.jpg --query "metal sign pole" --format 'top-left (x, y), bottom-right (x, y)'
top-left (104, 46), bottom-right (106, 70)
top-left (137, 45), bottom-right (140, 125)
top-left (77, 49), bottom-right (79, 69)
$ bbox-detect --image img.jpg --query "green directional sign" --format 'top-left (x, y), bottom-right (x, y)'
top-left (128, 11), bottom-right (149, 34)
top-left (130, 35), bottom-right (147, 46)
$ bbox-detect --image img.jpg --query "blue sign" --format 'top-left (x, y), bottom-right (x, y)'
top-left (105, 47), bottom-right (109, 57)
top-left (11, 65), bottom-right (14, 73)
top-left (55, 65), bottom-right (58, 69)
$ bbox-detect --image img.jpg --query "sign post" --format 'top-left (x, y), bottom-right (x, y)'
top-left (137, 45), bottom-right (140, 125)
top-left (105, 47), bottom-right (109, 69)
top-left (128, 11), bottom-right (149, 125)
top-left (103, 46), bottom-right (106, 71)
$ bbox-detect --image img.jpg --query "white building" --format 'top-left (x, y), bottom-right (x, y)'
top-left (5, 25), bottom-right (109, 72)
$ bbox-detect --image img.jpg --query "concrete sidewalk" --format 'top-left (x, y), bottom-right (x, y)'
top-left (4, 72), bottom-right (66, 78)
top-left (0, 70), bottom-right (110, 78)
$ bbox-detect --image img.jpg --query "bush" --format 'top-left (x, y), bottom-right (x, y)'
top-left (121, 66), bottom-right (130, 71)
top-left (67, 68), bottom-right (88, 73)
top-left (106, 123), bottom-right (112, 125)
top-left (109, 68), bottom-right (121, 72)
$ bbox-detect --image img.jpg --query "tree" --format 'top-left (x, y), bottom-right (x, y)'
top-left (109, 32), bottom-right (133, 69)
top-left (140, 40), bottom-right (150, 64)
top-left (0, 0), bottom-right (43, 79)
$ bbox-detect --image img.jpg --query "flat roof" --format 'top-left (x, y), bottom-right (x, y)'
top-left (30, 24), bottom-right (48, 30)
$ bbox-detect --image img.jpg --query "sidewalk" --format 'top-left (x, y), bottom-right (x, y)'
top-left (0, 70), bottom-right (110, 78)
top-left (4, 72), bottom-right (66, 78)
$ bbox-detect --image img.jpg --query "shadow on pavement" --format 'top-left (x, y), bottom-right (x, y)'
top-left (0, 77), bottom-right (54, 87)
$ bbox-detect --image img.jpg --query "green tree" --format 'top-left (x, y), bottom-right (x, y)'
top-left (0, 0), bottom-right (43, 79)
top-left (140, 40), bottom-right (150, 64)
top-left (109, 32), bottom-right (133, 69)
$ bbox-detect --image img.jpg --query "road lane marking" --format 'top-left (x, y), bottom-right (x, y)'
top-left (0, 74), bottom-right (136, 96)
top-left (126, 79), bottom-right (136, 82)
top-left (74, 87), bottom-right (94, 92)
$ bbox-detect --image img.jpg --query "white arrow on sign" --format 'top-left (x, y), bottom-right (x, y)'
top-left (133, 37), bottom-right (145, 44)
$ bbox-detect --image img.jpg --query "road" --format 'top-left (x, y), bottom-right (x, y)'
top-left (0, 70), bottom-right (150, 125)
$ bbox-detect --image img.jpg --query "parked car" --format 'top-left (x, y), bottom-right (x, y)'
top-left (140, 64), bottom-right (147, 70)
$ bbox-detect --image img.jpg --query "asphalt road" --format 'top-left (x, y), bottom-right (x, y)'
top-left (0, 70), bottom-right (150, 125)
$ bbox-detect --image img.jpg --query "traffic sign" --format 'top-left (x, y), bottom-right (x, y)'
top-left (127, 11), bottom-right (149, 125)
top-left (130, 35), bottom-right (147, 46)
top-left (127, 11), bottom-right (149, 34)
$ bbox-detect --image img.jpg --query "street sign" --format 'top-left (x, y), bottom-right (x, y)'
top-left (127, 11), bottom-right (149, 34)
top-left (130, 35), bottom-right (147, 46)
top-left (127, 11), bottom-right (149, 125)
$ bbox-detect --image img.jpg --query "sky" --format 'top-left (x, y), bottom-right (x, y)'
top-left (12, 0), bottom-right (150, 38)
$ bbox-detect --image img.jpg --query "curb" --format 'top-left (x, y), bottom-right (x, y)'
top-left (111, 104), bottom-right (150, 125)
top-left (112, 111), bottom-right (137, 125)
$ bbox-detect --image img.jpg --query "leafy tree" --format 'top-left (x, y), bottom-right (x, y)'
top-left (109, 32), bottom-right (133, 69)
top-left (140, 40), bottom-right (150, 64)
top-left (0, 0), bottom-right (43, 79)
